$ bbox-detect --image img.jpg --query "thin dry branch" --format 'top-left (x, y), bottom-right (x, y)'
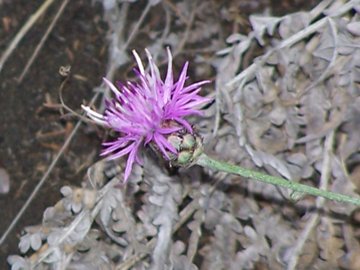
top-left (0, 0), bottom-right (56, 74)
top-left (225, 0), bottom-right (355, 90)
top-left (286, 132), bottom-right (334, 270)
top-left (297, 17), bottom-right (338, 98)
top-left (17, 0), bottom-right (70, 83)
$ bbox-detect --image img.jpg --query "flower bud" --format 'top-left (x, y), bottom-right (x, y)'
top-left (168, 131), bottom-right (203, 167)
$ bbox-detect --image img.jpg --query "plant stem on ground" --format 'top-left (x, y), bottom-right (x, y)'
top-left (196, 153), bottom-right (360, 206)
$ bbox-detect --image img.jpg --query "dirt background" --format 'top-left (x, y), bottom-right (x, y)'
top-left (0, 0), bottom-right (320, 268)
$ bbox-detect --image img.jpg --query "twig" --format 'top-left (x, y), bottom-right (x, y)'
top-left (309, 0), bottom-right (333, 20)
top-left (297, 17), bottom-right (338, 98)
top-left (225, 17), bottom-right (328, 89)
top-left (0, 0), bottom-right (56, 74)
top-left (173, 1), bottom-right (197, 57)
top-left (17, 0), bottom-right (70, 83)
top-left (0, 77), bottom-right (99, 246)
top-left (99, 0), bottom-right (154, 112)
top-left (122, 1), bottom-right (152, 50)
top-left (151, 3), bottom-right (172, 63)
top-left (162, 0), bottom-right (187, 23)
top-left (58, 75), bottom-right (96, 123)
top-left (286, 131), bottom-right (334, 270)
top-left (225, 0), bottom-right (356, 90)
top-left (98, 3), bottom-right (129, 112)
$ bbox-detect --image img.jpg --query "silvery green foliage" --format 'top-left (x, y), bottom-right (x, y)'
top-left (142, 156), bottom-right (183, 270)
top-left (169, 241), bottom-right (197, 270)
top-left (7, 256), bottom-right (31, 270)
top-left (214, 0), bottom-right (360, 196)
top-left (18, 227), bottom-right (43, 253)
top-left (60, 186), bottom-right (83, 213)
top-left (8, 159), bottom-right (142, 269)
top-left (209, 1), bottom-right (360, 269)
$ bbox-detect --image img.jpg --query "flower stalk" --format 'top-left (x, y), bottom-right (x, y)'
top-left (196, 153), bottom-right (360, 206)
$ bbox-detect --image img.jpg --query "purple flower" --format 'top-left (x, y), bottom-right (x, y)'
top-left (82, 48), bottom-right (210, 182)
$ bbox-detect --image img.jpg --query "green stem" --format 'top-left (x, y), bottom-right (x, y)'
top-left (196, 153), bottom-right (360, 206)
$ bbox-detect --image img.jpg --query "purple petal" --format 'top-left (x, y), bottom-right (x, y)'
top-left (172, 62), bottom-right (189, 99)
top-left (153, 133), bottom-right (177, 159)
top-left (103, 140), bottom-right (136, 159)
top-left (172, 117), bottom-right (193, 133)
top-left (157, 126), bottom-right (182, 134)
top-left (123, 142), bottom-right (140, 182)
top-left (181, 80), bottom-right (210, 93)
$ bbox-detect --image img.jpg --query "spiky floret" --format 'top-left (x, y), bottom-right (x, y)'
top-left (82, 48), bottom-right (210, 181)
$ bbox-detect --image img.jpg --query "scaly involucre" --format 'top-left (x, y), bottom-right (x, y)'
top-left (82, 48), bottom-right (210, 181)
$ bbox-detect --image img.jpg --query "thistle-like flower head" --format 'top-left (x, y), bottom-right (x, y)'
top-left (82, 48), bottom-right (211, 181)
